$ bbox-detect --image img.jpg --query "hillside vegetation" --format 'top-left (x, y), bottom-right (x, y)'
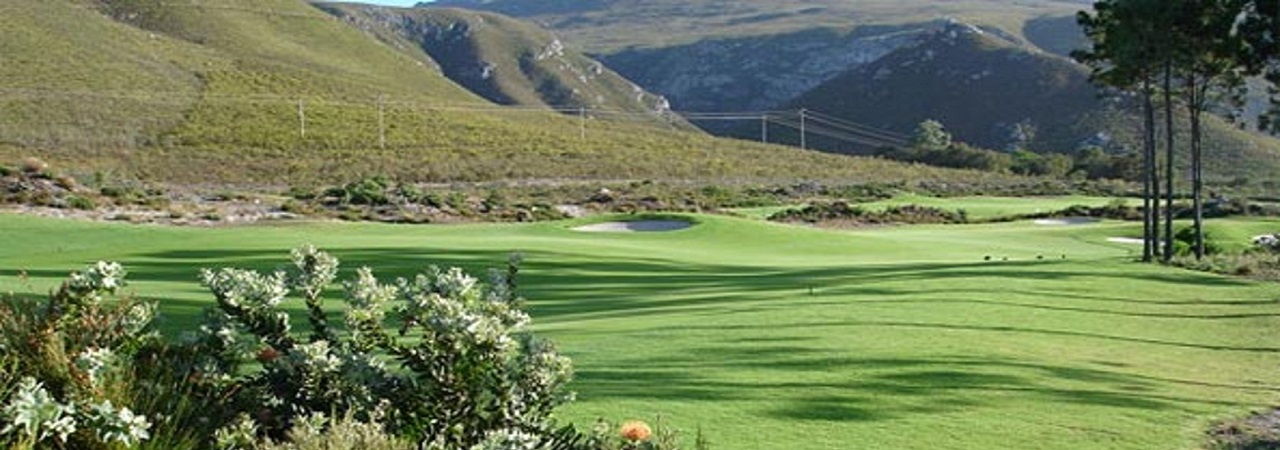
top-left (0, 0), bottom-right (1041, 187)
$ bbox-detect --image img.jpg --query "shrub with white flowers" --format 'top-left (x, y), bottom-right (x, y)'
top-left (190, 246), bottom-right (574, 449)
top-left (83, 400), bottom-right (150, 446)
top-left (1252, 233), bottom-right (1280, 252)
top-left (0, 378), bottom-right (78, 446)
top-left (0, 262), bottom-right (156, 450)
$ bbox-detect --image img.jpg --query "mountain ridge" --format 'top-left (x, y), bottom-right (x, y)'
top-left (319, 4), bottom-right (679, 121)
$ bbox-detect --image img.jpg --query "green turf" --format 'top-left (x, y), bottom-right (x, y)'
top-left (1, 213), bottom-right (1278, 450)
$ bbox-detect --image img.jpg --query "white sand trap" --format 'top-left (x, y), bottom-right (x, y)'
top-left (1033, 217), bottom-right (1100, 226)
top-left (1107, 237), bottom-right (1145, 245)
top-left (572, 220), bottom-right (693, 233)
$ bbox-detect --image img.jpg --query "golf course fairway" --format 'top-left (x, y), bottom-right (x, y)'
top-left (1, 212), bottom-right (1278, 450)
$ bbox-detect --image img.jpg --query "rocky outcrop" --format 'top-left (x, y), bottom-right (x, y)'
top-left (601, 25), bottom-right (925, 113)
top-left (321, 4), bottom-right (678, 119)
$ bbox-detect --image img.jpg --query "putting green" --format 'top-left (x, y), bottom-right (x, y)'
top-left (1, 213), bottom-right (1278, 450)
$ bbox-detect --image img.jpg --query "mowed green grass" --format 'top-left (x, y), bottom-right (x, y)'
top-left (1, 213), bottom-right (1279, 450)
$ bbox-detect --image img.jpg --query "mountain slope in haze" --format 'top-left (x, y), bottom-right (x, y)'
top-left (429, 0), bottom-right (1092, 53)
top-left (792, 22), bottom-right (1096, 152)
top-left (319, 4), bottom-right (677, 119)
top-left (784, 22), bottom-right (1280, 182)
top-left (431, 0), bottom-right (1094, 126)
top-left (601, 24), bottom-right (924, 113)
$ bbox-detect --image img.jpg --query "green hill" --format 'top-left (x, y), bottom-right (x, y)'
top-left (0, 0), bottom-right (1041, 187)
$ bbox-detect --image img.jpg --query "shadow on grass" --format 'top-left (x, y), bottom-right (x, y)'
top-left (574, 351), bottom-right (1263, 423)
top-left (10, 245), bottom-right (1273, 353)
top-left (7, 243), bottom-right (1275, 425)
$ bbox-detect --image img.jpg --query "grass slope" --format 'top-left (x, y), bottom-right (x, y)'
top-left (0, 0), bottom-right (1041, 187)
top-left (2, 212), bottom-right (1278, 449)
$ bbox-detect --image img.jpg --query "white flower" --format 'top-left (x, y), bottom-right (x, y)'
top-left (200, 268), bottom-right (289, 309)
top-left (345, 267), bottom-right (397, 332)
top-left (75, 347), bottom-right (116, 386)
top-left (290, 245), bottom-right (339, 298)
top-left (0, 378), bottom-right (77, 443)
top-left (213, 414), bottom-right (258, 450)
top-left (66, 261), bottom-right (127, 303)
top-left (86, 400), bottom-right (151, 445)
top-left (294, 340), bottom-right (342, 373)
top-left (470, 428), bottom-right (542, 450)
top-left (434, 266), bottom-right (478, 299)
top-left (1252, 234), bottom-right (1279, 250)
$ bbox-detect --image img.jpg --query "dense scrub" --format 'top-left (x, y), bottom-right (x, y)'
top-left (0, 249), bottom-right (690, 450)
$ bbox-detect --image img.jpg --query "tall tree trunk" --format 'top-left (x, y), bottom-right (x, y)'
top-left (1162, 59), bottom-right (1176, 263)
top-left (1189, 77), bottom-right (1205, 260)
top-left (1142, 79), bottom-right (1156, 263)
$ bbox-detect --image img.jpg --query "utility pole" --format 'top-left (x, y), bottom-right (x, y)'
top-left (761, 114), bottom-right (768, 143)
top-left (579, 107), bottom-right (586, 140)
top-left (377, 95), bottom-right (386, 150)
top-left (298, 98), bottom-right (306, 139)
top-left (799, 108), bottom-right (807, 150)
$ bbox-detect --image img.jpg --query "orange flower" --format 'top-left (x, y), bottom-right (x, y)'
top-left (257, 346), bottom-right (279, 363)
top-left (620, 420), bottom-right (652, 441)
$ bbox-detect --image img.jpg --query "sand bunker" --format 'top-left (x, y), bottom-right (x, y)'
top-left (1106, 237), bottom-right (1145, 245)
top-left (1033, 217), bottom-right (1100, 226)
top-left (572, 220), bottom-right (693, 233)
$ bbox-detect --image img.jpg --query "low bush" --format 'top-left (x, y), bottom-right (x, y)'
top-left (580, 417), bottom-right (696, 450)
top-left (0, 262), bottom-right (160, 450)
top-left (1173, 226), bottom-right (1225, 257)
top-left (0, 248), bottom-right (664, 450)
top-left (1001, 200), bottom-right (1142, 223)
top-left (65, 195), bottom-right (96, 210)
top-left (1253, 234), bottom-right (1280, 253)
top-left (1206, 410), bottom-right (1280, 450)
top-left (342, 176), bottom-right (391, 206)
top-left (240, 414), bottom-right (413, 450)
top-left (19, 157), bottom-right (48, 176)
top-left (1172, 252), bottom-right (1280, 281)
top-left (769, 202), bottom-right (966, 226)
top-left (186, 247), bottom-right (575, 448)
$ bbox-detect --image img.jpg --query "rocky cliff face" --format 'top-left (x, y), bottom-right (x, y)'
top-left (321, 4), bottom-right (676, 119)
top-left (601, 25), bottom-right (925, 113)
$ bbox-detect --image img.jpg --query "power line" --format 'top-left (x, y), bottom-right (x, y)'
top-left (769, 117), bottom-right (902, 149)
top-left (0, 88), bottom-right (911, 153)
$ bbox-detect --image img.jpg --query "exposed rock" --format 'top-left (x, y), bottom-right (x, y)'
top-left (600, 25), bottom-right (925, 114)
